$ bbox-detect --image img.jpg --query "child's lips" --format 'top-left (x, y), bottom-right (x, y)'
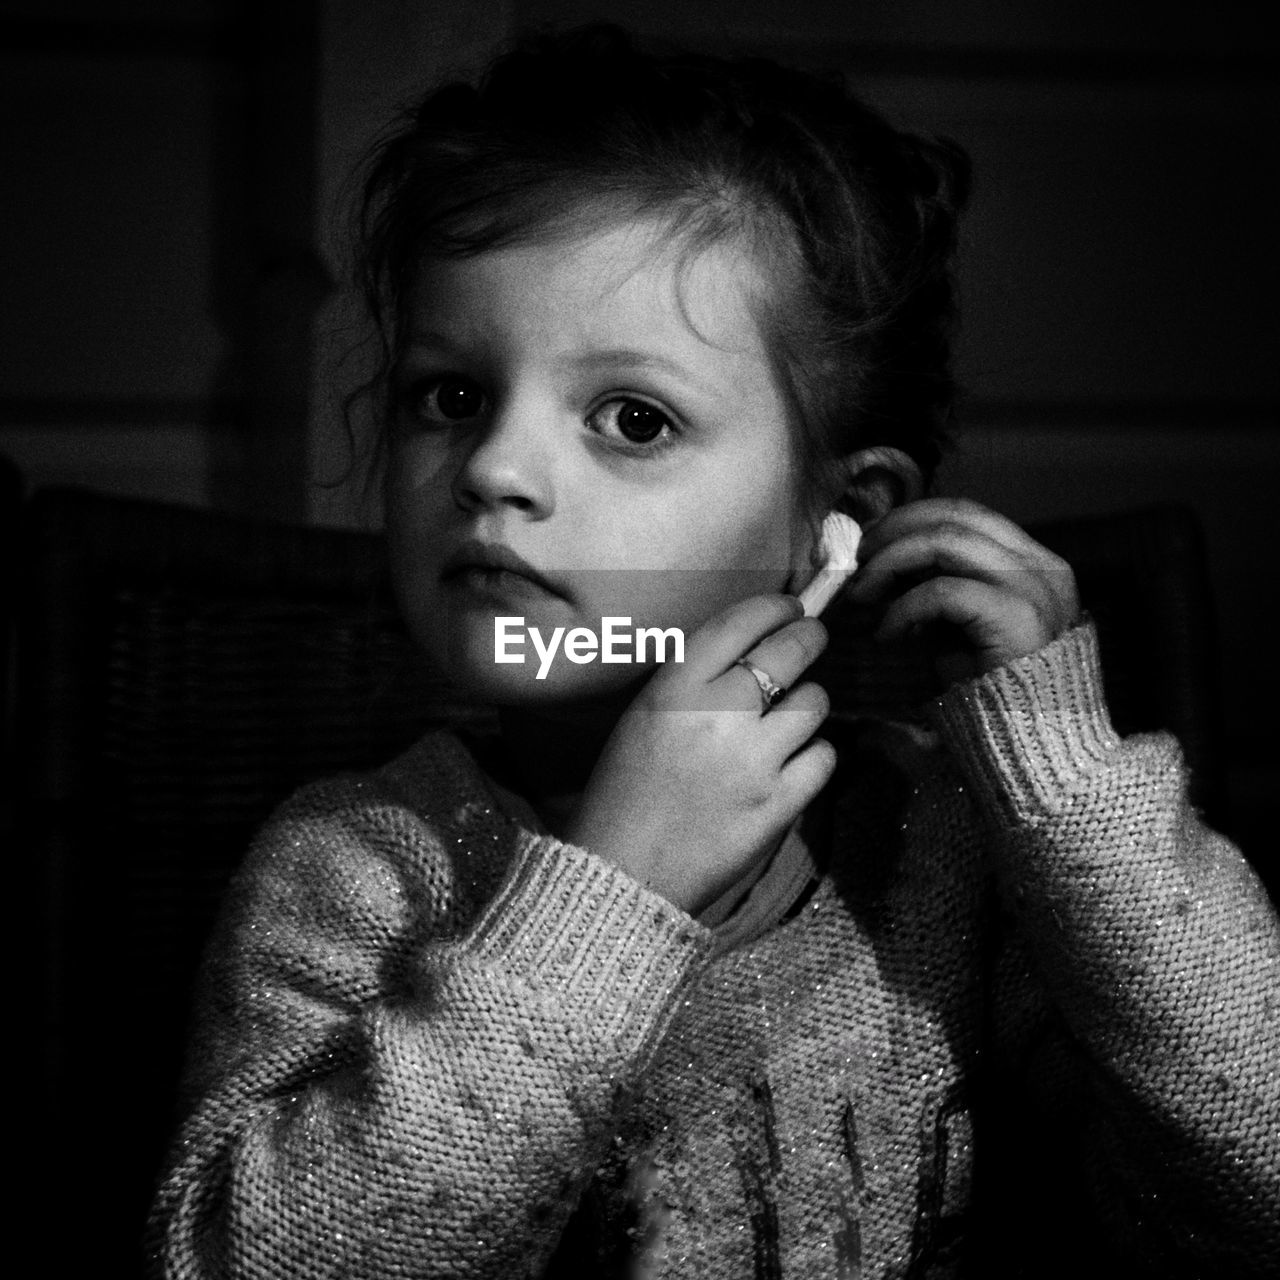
top-left (448, 565), bottom-right (560, 604)
top-left (441, 542), bottom-right (565, 602)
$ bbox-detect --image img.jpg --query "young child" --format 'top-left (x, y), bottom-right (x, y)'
top-left (147, 25), bottom-right (1279, 1279)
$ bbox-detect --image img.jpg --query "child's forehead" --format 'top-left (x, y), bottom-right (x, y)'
top-left (405, 216), bottom-right (778, 357)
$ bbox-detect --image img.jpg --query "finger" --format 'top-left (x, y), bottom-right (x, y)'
top-left (757, 679), bottom-right (830, 741)
top-left (774, 735), bottom-right (838, 815)
top-left (847, 524), bottom-right (1059, 612)
top-left (677, 593), bottom-right (804, 683)
top-left (733, 616), bottom-right (829, 690)
top-left (858, 497), bottom-right (1030, 557)
top-left (876, 576), bottom-right (1052, 661)
top-left (859, 497), bottom-right (1065, 570)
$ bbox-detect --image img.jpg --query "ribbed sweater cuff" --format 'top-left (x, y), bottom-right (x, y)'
top-left (459, 836), bottom-right (714, 1058)
top-left (928, 620), bottom-right (1122, 825)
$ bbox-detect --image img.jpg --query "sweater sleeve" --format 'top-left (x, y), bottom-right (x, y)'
top-left (929, 621), bottom-right (1280, 1274)
top-left (145, 761), bottom-right (712, 1279)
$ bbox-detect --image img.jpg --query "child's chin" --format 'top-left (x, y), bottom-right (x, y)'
top-left (454, 657), bottom-right (650, 709)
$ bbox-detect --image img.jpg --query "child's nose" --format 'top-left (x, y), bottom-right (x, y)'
top-left (451, 404), bottom-right (555, 517)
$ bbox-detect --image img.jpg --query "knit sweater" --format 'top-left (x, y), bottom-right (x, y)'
top-left (146, 623), bottom-right (1280, 1279)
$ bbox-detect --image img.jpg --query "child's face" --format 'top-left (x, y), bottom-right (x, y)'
top-left (386, 217), bottom-right (812, 704)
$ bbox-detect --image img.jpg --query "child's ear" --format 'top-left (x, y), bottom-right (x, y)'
top-left (786, 447), bottom-right (923, 594)
top-left (834, 446), bottom-right (924, 527)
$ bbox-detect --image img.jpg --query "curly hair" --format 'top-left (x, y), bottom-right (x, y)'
top-left (353, 23), bottom-right (969, 497)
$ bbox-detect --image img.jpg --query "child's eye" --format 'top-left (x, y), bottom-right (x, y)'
top-left (587, 397), bottom-right (677, 448)
top-left (401, 375), bottom-right (487, 425)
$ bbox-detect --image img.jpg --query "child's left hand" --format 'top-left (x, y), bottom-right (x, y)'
top-left (843, 497), bottom-right (1081, 687)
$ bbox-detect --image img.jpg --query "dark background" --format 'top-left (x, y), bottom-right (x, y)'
top-left (4, 4), bottom-right (1277, 1263)
top-left (4, 0), bottom-right (1276, 857)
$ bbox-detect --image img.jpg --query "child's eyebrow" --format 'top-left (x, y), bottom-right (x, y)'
top-left (568, 348), bottom-right (706, 391)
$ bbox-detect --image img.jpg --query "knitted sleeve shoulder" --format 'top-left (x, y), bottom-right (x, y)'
top-left (930, 621), bottom-right (1280, 1275)
top-left (146, 731), bottom-right (711, 1280)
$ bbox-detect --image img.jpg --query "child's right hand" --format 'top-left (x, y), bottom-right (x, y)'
top-left (563, 594), bottom-right (834, 915)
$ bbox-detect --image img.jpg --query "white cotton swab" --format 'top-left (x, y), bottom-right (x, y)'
top-left (797, 511), bottom-right (863, 617)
